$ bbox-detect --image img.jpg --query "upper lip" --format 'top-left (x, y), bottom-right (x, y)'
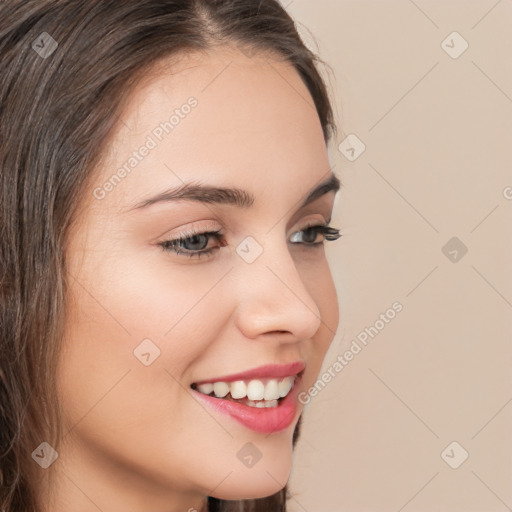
top-left (192, 361), bottom-right (306, 385)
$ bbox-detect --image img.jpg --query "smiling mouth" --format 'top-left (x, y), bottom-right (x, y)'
top-left (190, 370), bottom-right (304, 409)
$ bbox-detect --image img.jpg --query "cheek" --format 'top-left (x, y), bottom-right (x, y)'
top-left (58, 245), bottom-right (233, 415)
top-left (318, 266), bottom-right (340, 341)
top-left (300, 258), bottom-right (340, 378)
top-left (66, 244), bottom-right (227, 347)
top-left (303, 255), bottom-right (340, 340)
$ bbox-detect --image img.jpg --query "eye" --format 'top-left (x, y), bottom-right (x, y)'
top-left (157, 223), bottom-right (342, 259)
top-left (289, 222), bottom-right (342, 245)
top-left (157, 228), bottom-right (225, 260)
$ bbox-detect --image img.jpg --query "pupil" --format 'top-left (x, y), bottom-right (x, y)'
top-left (303, 228), bottom-right (318, 244)
top-left (183, 234), bottom-right (208, 250)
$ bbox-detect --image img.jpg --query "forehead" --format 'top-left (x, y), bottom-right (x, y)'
top-left (90, 46), bottom-right (329, 214)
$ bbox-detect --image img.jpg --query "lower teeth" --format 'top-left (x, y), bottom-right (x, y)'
top-left (207, 392), bottom-right (280, 408)
top-left (245, 399), bottom-right (279, 408)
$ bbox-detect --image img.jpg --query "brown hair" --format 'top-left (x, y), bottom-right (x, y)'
top-left (0, 1), bottom-right (336, 510)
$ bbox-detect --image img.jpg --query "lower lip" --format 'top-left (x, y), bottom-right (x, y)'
top-left (191, 376), bottom-right (302, 434)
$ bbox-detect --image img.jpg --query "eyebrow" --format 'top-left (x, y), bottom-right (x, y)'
top-left (127, 172), bottom-right (341, 212)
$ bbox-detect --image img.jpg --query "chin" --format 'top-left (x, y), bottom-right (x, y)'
top-left (207, 442), bottom-right (294, 500)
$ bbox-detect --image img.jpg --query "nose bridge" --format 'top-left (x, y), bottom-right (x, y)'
top-left (231, 234), bottom-right (322, 340)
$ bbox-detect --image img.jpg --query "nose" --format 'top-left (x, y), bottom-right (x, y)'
top-left (231, 236), bottom-right (323, 342)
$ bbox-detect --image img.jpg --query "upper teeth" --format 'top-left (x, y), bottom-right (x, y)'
top-left (195, 376), bottom-right (295, 400)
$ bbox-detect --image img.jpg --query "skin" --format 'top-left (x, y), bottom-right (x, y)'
top-left (51, 46), bottom-right (340, 512)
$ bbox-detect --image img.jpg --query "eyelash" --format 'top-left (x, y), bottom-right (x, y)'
top-left (157, 223), bottom-right (343, 259)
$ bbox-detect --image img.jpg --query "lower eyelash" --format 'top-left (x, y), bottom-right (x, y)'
top-left (158, 225), bottom-right (342, 259)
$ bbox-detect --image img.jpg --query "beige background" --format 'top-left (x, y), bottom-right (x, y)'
top-left (285, 1), bottom-right (512, 511)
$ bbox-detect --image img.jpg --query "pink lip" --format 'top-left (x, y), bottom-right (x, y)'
top-left (193, 361), bottom-right (306, 385)
top-left (191, 371), bottom-right (304, 434)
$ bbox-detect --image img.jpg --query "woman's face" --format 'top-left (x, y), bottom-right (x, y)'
top-left (57, 46), bottom-right (340, 510)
